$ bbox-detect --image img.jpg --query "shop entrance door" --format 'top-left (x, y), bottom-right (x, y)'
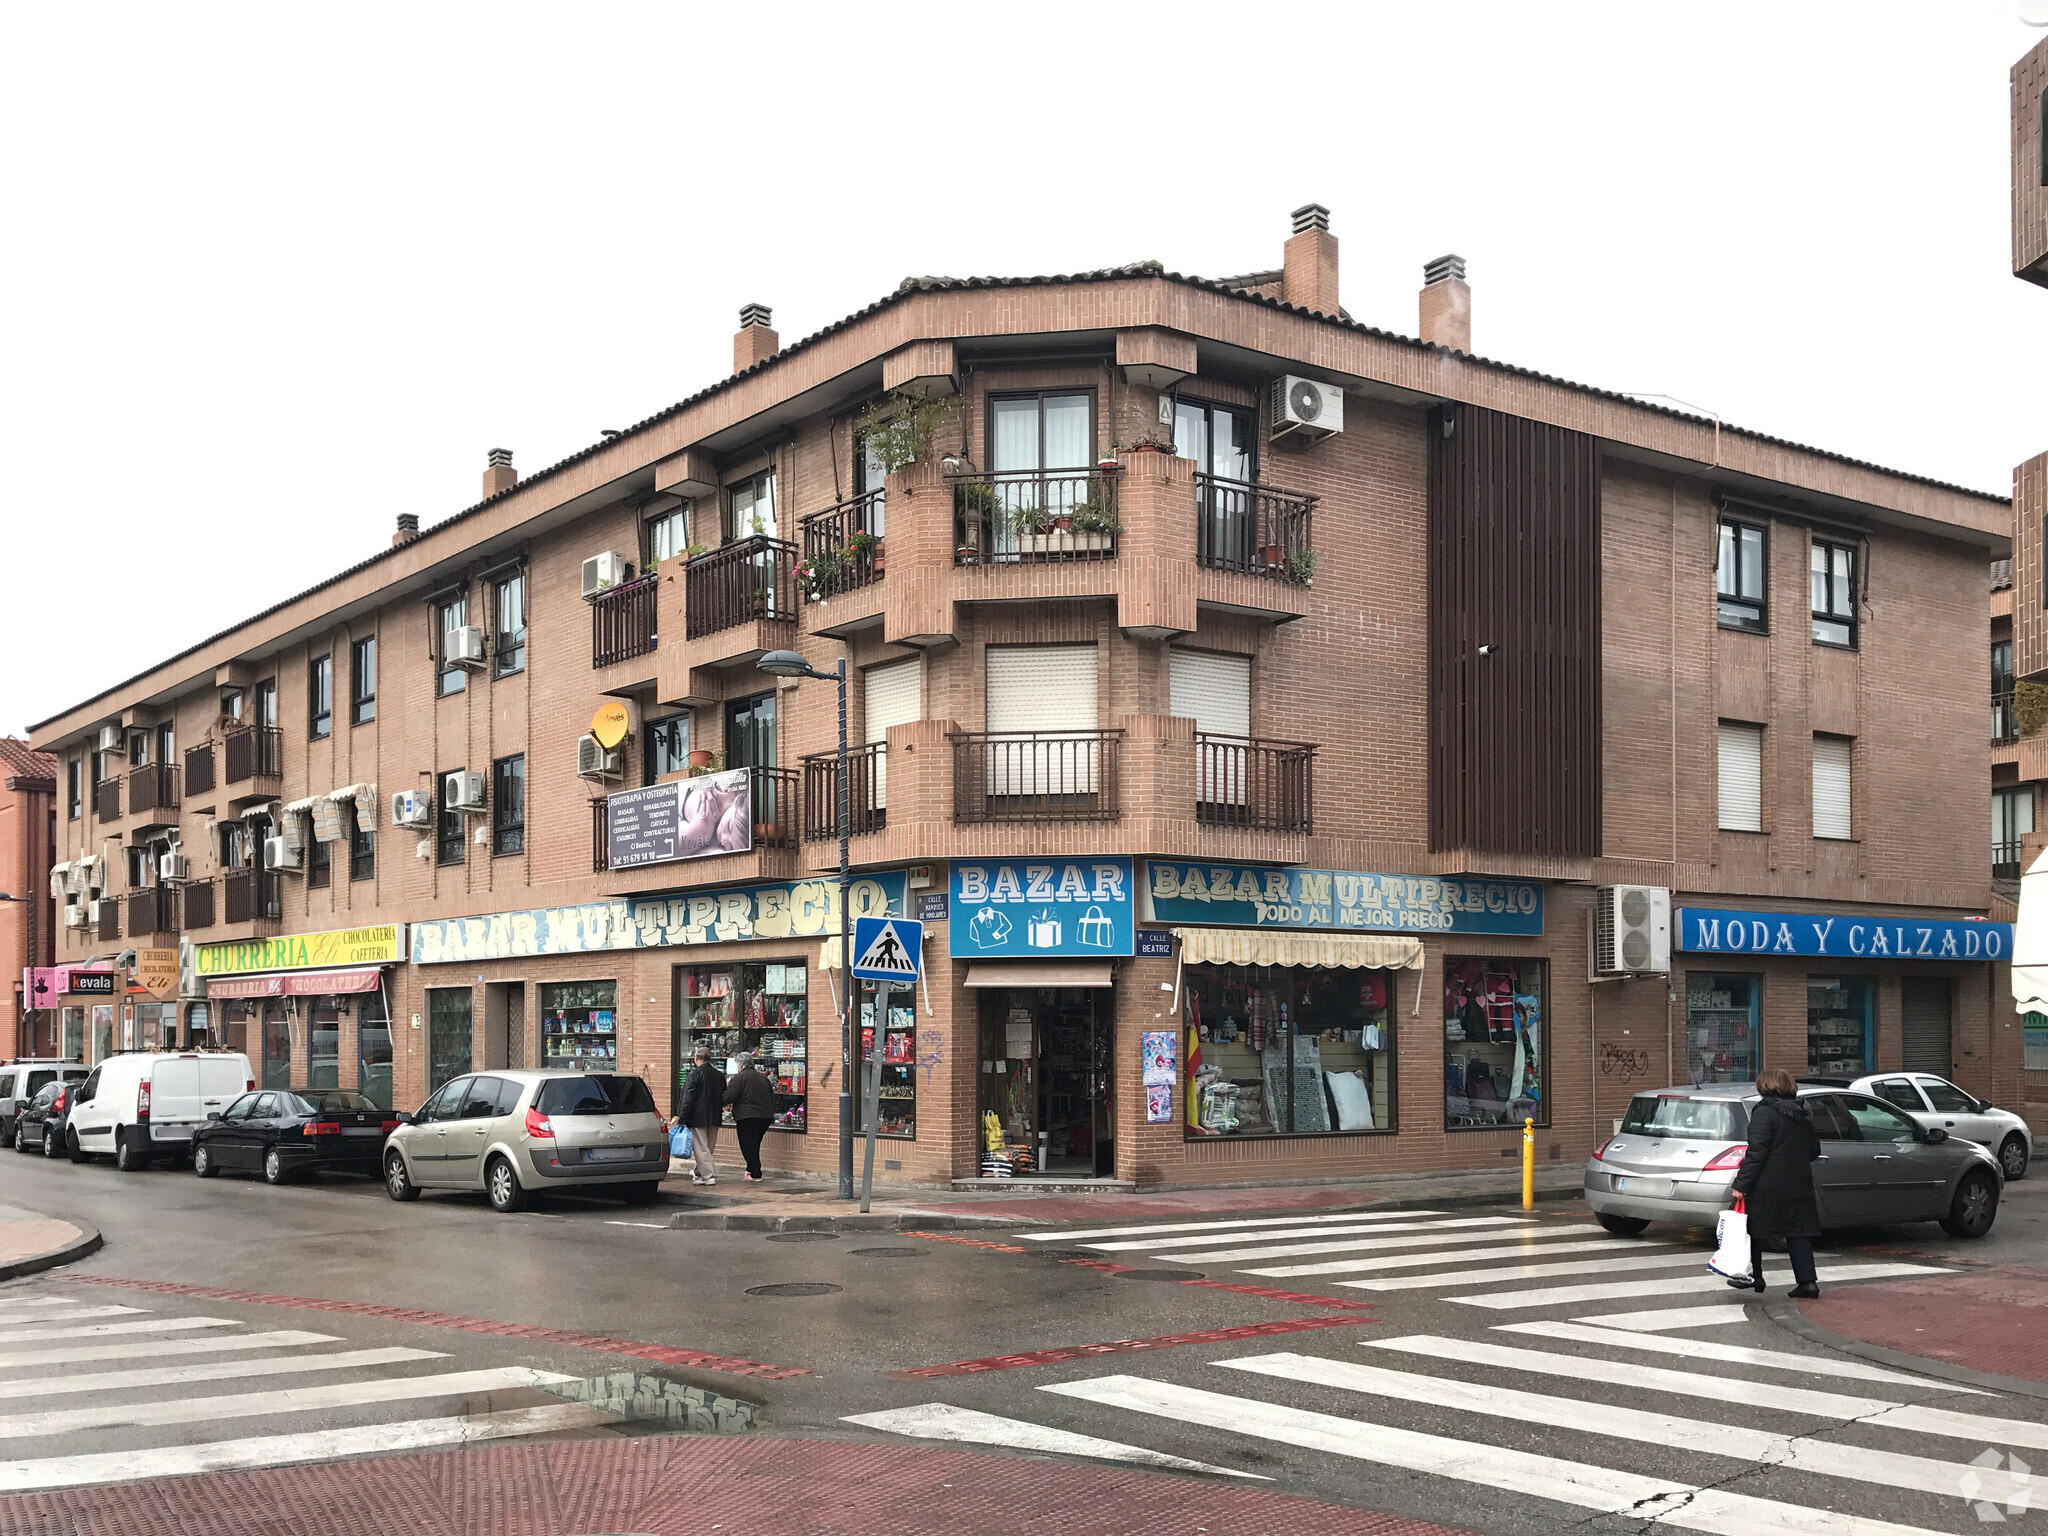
top-left (1901, 978), bottom-right (1953, 1075)
top-left (977, 987), bottom-right (1114, 1178)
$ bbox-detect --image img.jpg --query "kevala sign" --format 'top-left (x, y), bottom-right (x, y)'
top-left (1678, 908), bottom-right (2012, 961)
top-left (1143, 863), bottom-right (1544, 936)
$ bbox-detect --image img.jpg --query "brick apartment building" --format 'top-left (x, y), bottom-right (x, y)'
top-left (25, 205), bottom-right (2016, 1188)
top-left (0, 740), bottom-right (57, 1059)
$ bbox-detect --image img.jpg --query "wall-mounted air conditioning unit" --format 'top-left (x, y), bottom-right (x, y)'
top-left (577, 734), bottom-right (623, 782)
top-left (263, 836), bottom-right (302, 872)
top-left (86, 899), bottom-right (104, 926)
top-left (1267, 375), bottom-right (1345, 443)
top-left (390, 790), bottom-right (433, 827)
top-left (1593, 885), bottom-right (1672, 975)
top-left (448, 625), bottom-right (487, 669)
top-left (443, 770), bottom-right (486, 812)
top-left (97, 725), bottom-right (123, 753)
top-left (581, 551), bottom-right (629, 599)
top-left (64, 904), bottom-right (87, 929)
top-left (159, 851), bottom-right (189, 882)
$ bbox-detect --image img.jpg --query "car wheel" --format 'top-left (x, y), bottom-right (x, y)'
top-left (1597, 1213), bottom-right (1651, 1237)
top-left (619, 1181), bottom-right (661, 1206)
top-left (114, 1134), bottom-right (143, 1173)
top-left (11, 1123), bottom-right (23, 1155)
top-left (2000, 1134), bottom-right (2030, 1181)
top-left (67, 1129), bottom-right (88, 1165)
top-left (193, 1142), bottom-right (219, 1179)
top-left (42, 1128), bottom-right (57, 1159)
top-left (384, 1151), bottom-right (420, 1202)
top-left (485, 1155), bottom-right (525, 1214)
top-left (1940, 1170), bottom-right (2000, 1239)
top-left (262, 1148), bottom-right (291, 1186)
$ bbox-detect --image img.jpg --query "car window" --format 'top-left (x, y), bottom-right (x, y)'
top-left (0, 1072), bottom-right (16, 1100)
top-left (1619, 1095), bottom-right (1748, 1141)
top-left (76, 1068), bottom-right (100, 1103)
top-left (1919, 1078), bottom-right (1978, 1115)
top-left (252, 1094), bottom-right (281, 1118)
top-left (1805, 1095), bottom-right (1853, 1140)
top-left (1871, 1078), bottom-right (1927, 1113)
top-left (28, 1084), bottom-right (56, 1110)
top-left (302, 1090), bottom-right (379, 1113)
top-left (460, 1078), bottom-right (506, 1119)
top-left (284, 1095), bottom-right (318, 1117)
top-left (493, 1078), bottom-right (527, 1115)
top-left (1837, 1094), bottom-right (1919, 1144)
top-left (220, 1094), bottom-right (258, 1122)
top-left (423, 1080), bottom-right (470, 1122)
top-left (24, 1071), bottom-right (54, 1099)
top-left (535, 1074), bottom-right (659, 1117)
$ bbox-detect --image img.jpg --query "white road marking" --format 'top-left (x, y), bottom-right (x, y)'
top-left (1493, 1320), bottom-right (1987, 1392)
top-left (1336, 1251), bottom-right (1707, 1292)
top-left (603, 1221), bottom-right (667, 1229)
top-left (0, 1330), bottom-right (341, 1371)
top-left (1573, 1304), bottom-right (1754, 1331)
top-left (0, 1347), bottom-right (449, 1400)
top-left (1043, 1374), bottom-right (1960, 1536)
top-left (1244, 1232), bottom-right (1675, 1277)
top-left (0, 1316), bottom-right (241, 1345)
top-left (1118, 1217), bottom-right (1531, 1260)
top-left (843, 1402), bottom-right (1267, 1478)
top-left (1448, 1261), bottom-right (1948, 1310)
top-left (0, 1403), bottom-right (614, 1492)
top-left (0, 1300), bottom-right (139, 1319)
top-left (1020, 1210), bottom-right (1453, 1243)
top-left (1220, 1352), bottom-right (2029, 1505)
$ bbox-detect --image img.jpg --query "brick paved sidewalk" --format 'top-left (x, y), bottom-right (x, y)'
top-left (0, 1434), bottom-right (1478, 1536)
top-left (1798, 1265), bottom-right (2048, 1382)
top-left (0, 1200), bottom-right (97, 1279)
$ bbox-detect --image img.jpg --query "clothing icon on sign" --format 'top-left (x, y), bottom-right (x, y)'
top-left (1077, 905), bottom-right (1114, 949)
top-left (1027, 909), bottom-right (1062, 949)
top-left (968, 907), bottom-right (1014, 950)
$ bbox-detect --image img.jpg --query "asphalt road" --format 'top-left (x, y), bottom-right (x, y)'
top-left (0, 1149), bottom-right (2044, 1534)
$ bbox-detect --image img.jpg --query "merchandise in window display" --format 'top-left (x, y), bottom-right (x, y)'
top-left (858, 986), bottom-right (916, 1139)
top-left (683, 961), bottom-right (808, 1133)
top-left (1806, 977), bottom-right (1873, 1075)
top-left (1443, 958), bottom-right (1546, 1128)
top-left (540, 982), bottom-right (619, 1070)
top-left (1685, 976), bottom-right (1759, 1083)
top-left (1180, 965), bottom-right (1394, 1137)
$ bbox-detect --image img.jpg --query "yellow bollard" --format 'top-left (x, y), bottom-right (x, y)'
top-left (1521, 1116), bottom-right (1535, 1210)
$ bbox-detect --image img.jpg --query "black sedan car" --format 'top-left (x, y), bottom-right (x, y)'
top-left (193, 1089), bottom-right (397, 1184)
top-left (11, 1080), bottom-right (74, 1159)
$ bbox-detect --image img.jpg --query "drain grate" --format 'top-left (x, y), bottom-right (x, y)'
top-left (1116, 1269), bottom-right (1202, 1282)
top-left (1034, 1250), bottom-right (1096, 1262)
top-left (542, 1372), bottom-right (758, 1433)
top-left (765, 1231), bottom-right (839, 1243)
top-left (747, 1282), bottom-right (843, 1297)
top-left (850, 1246), bottom-right (926, 1258)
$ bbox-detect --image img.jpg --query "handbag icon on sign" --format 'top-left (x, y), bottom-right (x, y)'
top-left (1027, 909), bottom-right (1062, 949)
top-left (1077, 905), bottom-right (1113, 949)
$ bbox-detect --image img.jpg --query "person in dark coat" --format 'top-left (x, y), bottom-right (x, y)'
top-left (723, 1051), bottom-right (777, 1182)
top-left (1729, 1066), bottom-right (1824, 1297)
top-left (676, 1045), bottom-right (727, 1186)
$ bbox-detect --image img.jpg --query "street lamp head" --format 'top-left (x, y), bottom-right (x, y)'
top-left (757, 650), bottom-right (818, 679)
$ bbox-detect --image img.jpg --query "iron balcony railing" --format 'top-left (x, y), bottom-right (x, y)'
top-left (1194, 734), bottom-right (1316, 834)
top-left (589, 797), bottom-right (609, 873)
top-left (591, 572), bottom-right (659, 668)
top-left (952, 730), bottom-right (1123, 823)
top-left (94, 779), bottom-right (121, 824)
top-left (127, 762), bottom-right (180, 819)
top-left (1994, 688), bottom-right (2018, 745)
top-left (592, 766), bottom-right (799, 871)
top-left (182, 742), bottom-right (215, 798)
top-left (799, 490), bottom-right (884, 603)
top-left (801, 743), bottom-right (887, 840)
top-left (1194, 473), bottom-right (1316, 582)
top-left (95, 898), bottom-right (119, 942)
top-left (222, 868), bottom-right (282, 926)
top-left (952, 470), bottom-right (1118, 565)
top-left (126, 885), bottom-right (179, 938)
top-left (182, 879), bottom-right (216, 931)
top-left (686, 537), bottom-right (798, 639)
top-left (1997, 840), bottom-right (2025, 880)
top-left (223, 726), bottom-right (282, 784)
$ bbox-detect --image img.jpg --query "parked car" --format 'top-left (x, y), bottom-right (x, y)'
top-left (1806, 1072), bottom-right (2032, 1181)
top-left (12, 1080), bottom-right (74, 1158)
top-left (193, 1089), bottom-right (399, 1185)
top-left (0, 1062), bottom-right (87, 1146)
top-left (382, 1070), bottom-right (668, 1213)
top-left (1585, 1081), bottom-right (2003, 1240)
top-left (65, 1051), bottom-right (255, 1170)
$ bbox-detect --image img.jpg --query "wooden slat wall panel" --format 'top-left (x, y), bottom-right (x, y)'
top-left (1428, 404), bottom-right (1602, 857)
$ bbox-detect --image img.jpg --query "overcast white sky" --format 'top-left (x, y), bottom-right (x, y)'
top-left (1, 3), bottom-right (2042, 737)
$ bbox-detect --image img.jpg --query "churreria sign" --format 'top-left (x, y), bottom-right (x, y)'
top-left (195, 924), bottom-right (406, 976)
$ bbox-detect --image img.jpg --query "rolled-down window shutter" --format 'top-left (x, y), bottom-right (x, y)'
top-left (1812, 735), bottom-right (1852, 841)
top-left (1717, 722), bottom-right (1763, 834)
top-left (863, 657), bottom-right (921, 807)
top-left (1171, 649), bottom-right (1252, 804)
top-left (986, 645), bottom-right (1098, 796)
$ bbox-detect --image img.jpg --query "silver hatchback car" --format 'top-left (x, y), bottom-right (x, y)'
top-left (1823, 1072), bottom-right (2032, 1181)
top-left (1584, 1081), bottom-right (2002, 1241)
top-left (383, 1069), bottom-right (668, 1213)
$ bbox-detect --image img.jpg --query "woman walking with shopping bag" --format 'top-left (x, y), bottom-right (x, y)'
top-left (724, 1051), bottom-right (777, 1183)
top-left (677, 1044), bottom-right (727, 1186)
top-left (1728, 1066), bottom-right (1824, 1298)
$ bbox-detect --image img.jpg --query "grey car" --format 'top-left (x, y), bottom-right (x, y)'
top-left (1827, 1072), bottom-right (2032, 1181)
top-left (1585, 1081), bottom-right (2002, 1240)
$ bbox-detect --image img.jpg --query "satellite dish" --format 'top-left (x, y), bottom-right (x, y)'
top-left (2024, 0), bottom-right (2048, 24)
top-left (1289, 379), bottom-right (1323, 423)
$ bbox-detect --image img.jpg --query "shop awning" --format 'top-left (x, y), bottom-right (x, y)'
top-left (204, 967), bottom-right (384, 1000)
top-left (964, 962), bottom-right (1113, 989)
top-left (1172, 928), bottom-right (1425, 971)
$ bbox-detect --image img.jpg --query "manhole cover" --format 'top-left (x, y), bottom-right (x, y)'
top-left (766, 1231), bottom-right (839, 1243)
top-left (747, 1282), bottom-right (843, 1297)
top-left (1115, 1269), bottom-right (1200, 1282)
top-left (851, 1246), bottom-right (926, 1258)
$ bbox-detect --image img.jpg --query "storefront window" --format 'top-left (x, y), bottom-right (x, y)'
top-left (309, 999), bottom-right (341, 1089)
top-left (1808, 976), bottom-right (1874, 1076)
top-left (427, 988), bottom-right (473, 1092)
top-left (1182, 966), bottom-right (1396, 1138)
top-left (682, 962), bottom-right (807, 1133)
top-left (359, 993), bottom-right (393, 1109)
top-left (1444, 958), bottom-right (1548, 1129)
top-left (186, 1002), bottom-right (213, 1050)
top-left (61, 1008), bottom-right (83, 1062)
top-left (137, 1003), bottom-right (175, 1051)
top-left (540, 981), bottom-right (619, 1070)
top-left (860, 979), bottom-right (916, 1139)
top-left (1684, 975), bottom-right (1760, 1083)
top-left (91, 1005), bottom-right (113, 1065)
top-left (262, 1002), bottom-right (292, 1089)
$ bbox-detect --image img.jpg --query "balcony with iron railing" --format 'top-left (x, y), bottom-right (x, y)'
top-left (799, 490), bottom-right (885, 608)
top-left (127, 762), bottom-right (180, 824)
top-left (801, 742), bottom-right (887, 841)
top-left (590, 766), bottom-right (799, 872)
top-left (686, 537), bottom-right (798, 639)
top-left (222, 868), bottom-right (282, 927)
top-left (126, 885), bottom-right (179, 939)
top-left (1194, 475), bottom-right (1316, 585)
top-left (1193, 734), bottom-right (1316, 834)
top-left (952, 730), bottom-right (1123, 823)
top-left (94, 778), bottom-right (120, 824)
top-left (183, 742), bottom-right (215, 798)
top-left (95, 898), bottom-right (119, 942)
top-left (952, 471), bottom-right (1119, 566)
top-left (1995, 688), bottom-right (2019, 746)
top-left (1997, 839), bottom-right (2025, 881)
top-left (591, 572), bottom-right (659, 668)
top-left (182, 879), bottom-right (215, 931)
top-left (223, 726), bottom-right (282, 787)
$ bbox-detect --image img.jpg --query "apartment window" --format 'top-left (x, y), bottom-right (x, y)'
top-left (1717, 721), bottom-right (1763, 834)
top-left (1813, 735), bottom-right (1853, 841)
top-left (1716, 520), bottom-right (1767, 633)
top-left (492, 755), bottom-right (525, 856)
top-left (126, 845), bottom-right (152, 888)
top-left (222, 688), bottom-right (244, 721)
top-left (645, 503), bottom-right (692, 565)
top-left (128, 730), bottom-right (148, 767)
top-left (349, 802), bottom-right (375, 881)
top-left (66, 759), bottom-right (80, 820)
top-left (255, 678), bottom-right (277, 729)
top-left (308, 830), bottom-right (331, 889)
top-left (1995, 786), bottom-right (2033, 878)
top-left (351, 636), bottom-right (376, 724)
top-left (309, 654), bottom-right (332, 739)
top-left (437, 595), bottom-right (468, 696)
top-left (156, 722), bottom-right (174, 763)
top-left (437, 774), bottom-right (467, 865)
top-left (493, 573), bottom-right (526, 677)
top-left (219, 819), bottom-right (251, 869)
top-left (1811, 538), bottom-right (1857, 647)
top-left (1173, 400), bottom-right (1254, 483)
top-left (852, 437), bottom-right (887, 536)
top-left (1994, 639), bottom-right (2016, 744)
top-left (724, 470), bottom-right (777, 542)
top-left (646, 714), bottom-right (689, 780)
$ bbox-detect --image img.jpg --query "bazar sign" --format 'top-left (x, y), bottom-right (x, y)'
top-left (1679, 908), bottom-right (2012, 960)
top-left (195, 924), bottom-right (405, 977)
top-left (1142, 862), bottom-right (1544, 936)
top-left (952, 857), bottom-right (1135, 958)
top-left (410, 872), bottom-right (908, 964)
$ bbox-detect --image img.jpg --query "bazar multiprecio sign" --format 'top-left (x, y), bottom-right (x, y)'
top-left (195, 924), bottom-right (406, 977)
top-left (1142, 862), bottom-right (1544, 936)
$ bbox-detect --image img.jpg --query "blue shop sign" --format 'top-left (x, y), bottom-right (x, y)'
top-left (1142, 862), bottom-right (1544, 936)
top-left (1678, 908), bottom-right (2012, 961)
top-left (951, 857), bottom-right (1135, 958)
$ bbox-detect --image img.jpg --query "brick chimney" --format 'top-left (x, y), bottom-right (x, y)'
top-left (482, 448), bottom-right (516, 499)
top-left (1419, 254), bottom-right (1471, 353)
top-left (1281, 204), bottom-right (1339, 316)
top-left (392, 513), bottom-right (420, 548)
top-left (734, 303), bottom-right (778, 372)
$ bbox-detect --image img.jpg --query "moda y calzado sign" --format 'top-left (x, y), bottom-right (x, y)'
top-left (1678, 908), bottom-right (2011, 960)
top-left (195, 924), bottom-right (406, 977)
top-left (1142, 862), bottom-right (1544, 936)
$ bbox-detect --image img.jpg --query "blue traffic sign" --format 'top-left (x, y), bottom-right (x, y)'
top-left (851, 916), bottom-right (923, 982)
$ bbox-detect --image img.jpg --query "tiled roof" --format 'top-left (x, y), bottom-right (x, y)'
top-left (0, 738), bottom-right (58, 782)
top-left (28, 260), bottom-right (2010, 734)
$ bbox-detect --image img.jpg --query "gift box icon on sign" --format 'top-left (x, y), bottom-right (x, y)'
top-left (1027, 909), bottom-right (1062, 949)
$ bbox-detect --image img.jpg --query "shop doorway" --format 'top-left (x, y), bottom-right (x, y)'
top-left (483, 982), bottom-right (524, 1070)
top-left (261, 1002), bottom-right (292, 1089)
top-left (976, 987), bottom-right (1114, 1178)
top-left (1901, 978), bottom-right (1953, 1074)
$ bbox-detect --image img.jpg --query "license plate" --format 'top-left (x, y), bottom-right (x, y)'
top-left (342, 1128), bottom-right (382, 1137)
top-left (587, 1146), bottom-right (639, 1162)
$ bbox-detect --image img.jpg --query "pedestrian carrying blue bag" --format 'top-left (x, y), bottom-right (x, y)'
top-left (670, 1123), bottom-right (692, 1159)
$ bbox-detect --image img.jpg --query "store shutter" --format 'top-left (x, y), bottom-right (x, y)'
top-left (1717, 722), bottom-right (1762, 833)
top-left (1171, 649), bottom-right (1251, 804)
top-left (986, 645), bottom-right (1099, 796)
top-left (1812, 735), bottom-right (1852, 841)
top-left (863, 657), bottom-right (921, 807)
top-left (1900, 977), bottom-right (1953, 1074)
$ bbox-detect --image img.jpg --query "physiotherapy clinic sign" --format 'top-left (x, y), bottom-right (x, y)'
top-left (1142, 862), bottom-right (1544, 936)
top-left (195, 924), bottom-right (406, 977)
top-left (1678, 908), bottom-right (2012, 961)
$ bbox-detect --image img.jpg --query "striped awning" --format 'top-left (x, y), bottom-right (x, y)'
top-left (1172, 928), bottom-right (1424, 971)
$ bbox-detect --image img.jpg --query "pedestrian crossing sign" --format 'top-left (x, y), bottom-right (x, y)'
top-left (851, 916), bottom-right (922, 982)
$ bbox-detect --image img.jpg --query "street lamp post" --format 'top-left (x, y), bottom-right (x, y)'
top-left (757, 649), bottom-right (855, 1201)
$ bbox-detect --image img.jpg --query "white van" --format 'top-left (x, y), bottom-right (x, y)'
top-left (66, 1052), bottom-right (255, 1171)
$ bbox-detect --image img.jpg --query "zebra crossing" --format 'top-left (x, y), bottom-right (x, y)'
top-left (850, 1207), bottom-right (2014, 1533)
top-left (0, 1285), bottom-right (613, 1492)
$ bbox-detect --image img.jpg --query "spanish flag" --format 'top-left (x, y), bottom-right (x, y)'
top-left (1185, 1019), bottom-right (1204, 1131)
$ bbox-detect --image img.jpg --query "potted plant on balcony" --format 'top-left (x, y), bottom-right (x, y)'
top-left (1007, 500), bottom-right (1058, 554)
top-left (1069, 499), bottom-right (1122, 552)
top-left (687, 749), bottom-right (724, 776)
top-left (845, 529), bottom-right (880, 575)
top-left (856, 390), bottom-right (961, 474)
top-left (1284, 548), bottom-right (1320, 587)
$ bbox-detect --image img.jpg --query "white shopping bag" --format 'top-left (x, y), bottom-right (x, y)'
top-left (1707, 1197), bottom-right (1752, 1282)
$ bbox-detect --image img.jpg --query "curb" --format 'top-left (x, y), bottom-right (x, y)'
top-left (1762, 1297), bottom-right (2048, 1401)
top-left (0, 1223), bottom-right (101, 1283)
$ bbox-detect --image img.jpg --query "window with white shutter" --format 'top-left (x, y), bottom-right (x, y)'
top-left (863, 657), bottom-right (921, 807)
top-left (1813, 734), bottom-right (1852, 841)
top-left (985, 645), bottom-right (1098, 797)
top-left (1171, 648), bottom-right (1251, 805)
top-left (1718, 722), bottom-right (1763, 833)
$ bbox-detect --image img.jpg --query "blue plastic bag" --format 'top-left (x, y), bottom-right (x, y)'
top-left (670, 1125), bottom-right (692, 1158)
